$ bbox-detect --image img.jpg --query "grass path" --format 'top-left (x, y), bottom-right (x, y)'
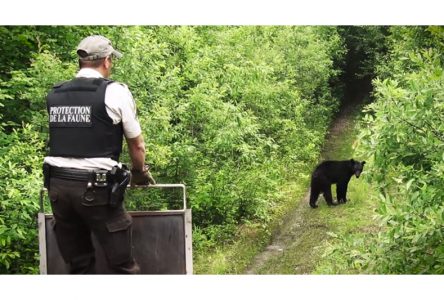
top-left (245, 100), bottom-right (378, 274)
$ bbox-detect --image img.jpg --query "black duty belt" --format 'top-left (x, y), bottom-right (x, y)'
top-left (50, 166), bottom-right (109, 183)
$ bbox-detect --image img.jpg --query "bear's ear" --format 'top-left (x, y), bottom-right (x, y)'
top-left (350, 159), bottom-right (355, 163)
top-left (362, 161), bottom-right (366, 165)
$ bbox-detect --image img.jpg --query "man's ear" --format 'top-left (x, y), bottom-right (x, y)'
top-left (104, 56), bottom-right (112, 69)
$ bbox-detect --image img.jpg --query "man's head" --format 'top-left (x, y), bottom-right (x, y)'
top-left (76, 35), bottom-right (122, 78)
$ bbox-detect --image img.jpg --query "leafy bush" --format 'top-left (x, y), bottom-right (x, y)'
top-left (358, 44), bottom-right (444, 273)
top-left (0, 124), bottom-right (44, 273)
top-left (323, 26), bottom-right (444, 274)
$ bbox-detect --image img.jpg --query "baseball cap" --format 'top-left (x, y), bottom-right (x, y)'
top-left (76, 35), bottom-right (123, 61)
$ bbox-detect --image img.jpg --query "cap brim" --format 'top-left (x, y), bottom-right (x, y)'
top-left (112, 50), bottom-right (123, 59)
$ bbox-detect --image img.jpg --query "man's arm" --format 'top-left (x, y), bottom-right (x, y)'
top-left (126, 134), bottom-right (156, 185)
top-left (126, 134), bottom-right (145, 171)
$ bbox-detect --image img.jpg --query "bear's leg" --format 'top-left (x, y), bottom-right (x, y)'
top-left (343, 183), bottom-right (349, 203)
top-left (337, 183), bottom-right (346, 204)
top-left (309, 185), bottom-right (320, 208)
top-left (338, 180), bottom-right (350, 203)
top-left (323, 185), bottom-right (337, 206)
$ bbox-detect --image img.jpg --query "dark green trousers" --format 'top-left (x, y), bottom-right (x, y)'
top-left (48, 177), bottom-right (140, 274)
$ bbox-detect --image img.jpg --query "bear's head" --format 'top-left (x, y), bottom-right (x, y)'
top-left (350, 159), bottom-right (365, 178)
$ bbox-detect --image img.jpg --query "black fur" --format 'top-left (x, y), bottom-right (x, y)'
top-left (309, 159), bottom-right (365, 208)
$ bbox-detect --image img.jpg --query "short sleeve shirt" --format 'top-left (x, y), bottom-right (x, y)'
top-left (44, 68), bottom-right (142, 170)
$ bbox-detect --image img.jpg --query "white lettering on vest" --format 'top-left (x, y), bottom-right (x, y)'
top-left (49, 105), bottom-right (92, 126)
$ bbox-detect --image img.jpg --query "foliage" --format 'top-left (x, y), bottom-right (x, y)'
top-left (326, 26), bottom-right (444, 274)
top-left (358, 46), bottom-right (444, 273)
top-left (338, 26), bottom-right (389, 81)
top-left (0, 124), bottom-right (44, 273)
top-left (109, 26), bottom-right (345, 230)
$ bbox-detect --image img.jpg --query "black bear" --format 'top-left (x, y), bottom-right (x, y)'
top-left (309, 159), bottom-right (365, 208)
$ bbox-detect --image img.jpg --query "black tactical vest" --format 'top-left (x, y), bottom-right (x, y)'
top-left (47, 77), bottom-right (124, 161)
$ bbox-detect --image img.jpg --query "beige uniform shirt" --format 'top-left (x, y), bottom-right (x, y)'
top-left (44, 68), bottom-right (142, 170)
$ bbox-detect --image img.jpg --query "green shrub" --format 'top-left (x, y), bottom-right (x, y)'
top-left (0, 124), bottom-right (44, 273)
top-left (358, 46), bottom-right (444, 273)
top-left (334, 26), bottom-right (444, 274)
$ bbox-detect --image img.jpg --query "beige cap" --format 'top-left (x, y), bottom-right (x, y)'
top-left (76, 35), bottom-right (122, 61)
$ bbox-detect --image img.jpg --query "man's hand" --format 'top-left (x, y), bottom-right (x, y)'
top-left (130, 165), bottom-right (156, 186)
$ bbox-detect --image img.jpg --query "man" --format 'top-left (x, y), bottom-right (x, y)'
top-left (43, 35), bottom-right (155, 274)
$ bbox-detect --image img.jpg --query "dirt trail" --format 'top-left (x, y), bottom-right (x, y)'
top-left (245, 190), bottom-right (312, 274)
top-left (245, 87), bottom-right (368, 274)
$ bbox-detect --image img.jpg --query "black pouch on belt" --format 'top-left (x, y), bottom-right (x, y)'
top-left (109, 165), bottom-right (130, 208)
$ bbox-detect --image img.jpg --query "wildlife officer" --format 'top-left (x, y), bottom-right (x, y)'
top-left (43, 35), bottom-right (155, 274)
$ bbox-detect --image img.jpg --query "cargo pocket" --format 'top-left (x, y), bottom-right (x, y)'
top-left (105, 213), bottom-right (133, 266)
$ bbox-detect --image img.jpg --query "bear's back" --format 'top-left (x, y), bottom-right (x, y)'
top-left (313, 160), bottom-right (353, 182)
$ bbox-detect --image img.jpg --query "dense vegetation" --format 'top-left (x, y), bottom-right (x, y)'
top-left (0, 26), bottom-right (345, 273)
top-left (359, 26), bottom-right (444, 273)
top-left (318, 26), bottom-right (444, 274)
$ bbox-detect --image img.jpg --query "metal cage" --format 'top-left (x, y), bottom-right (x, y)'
top-left (38, 184), bottom-right (192, 274)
